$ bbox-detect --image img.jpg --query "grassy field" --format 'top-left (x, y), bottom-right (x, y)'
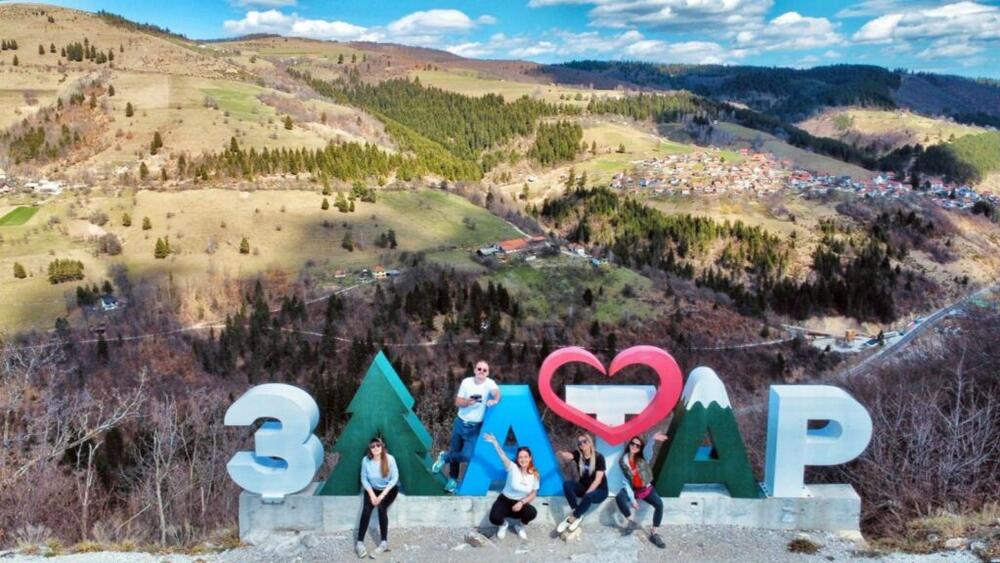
top-left (77, 72), bottom-right (369, 173)
top-left (579, 122), bottom-right (743, 183)
top-left (489, 255), bottom-right (658, 324)
top-left (716, 122), bottom-right (873, 180)
top-left (0, 207), bottom-right (40, 227)
top-left (411, 69), bottom-right (620, 106)
top-left (0, 188), bottom-right (520, 332)
top-left (798, 108), bottom-right (985, 151)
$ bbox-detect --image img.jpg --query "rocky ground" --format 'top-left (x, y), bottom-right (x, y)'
top-left (2, 525), bottom-right (988, 563)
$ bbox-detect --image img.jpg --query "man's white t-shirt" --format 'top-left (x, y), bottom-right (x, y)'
top-left (501, 463), bottom-right (539, 500)
top-left (456, 376), bottom-right (498, 423)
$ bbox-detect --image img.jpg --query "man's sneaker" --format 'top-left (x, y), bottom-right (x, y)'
top-left (556, 515), bottom-right (573, 534)
top-left (355, 541), bottom-right (368, 558)
top-left (650, 533), bottom-right (666, 548)
top-left (431, 452), bottom-right (447, 474)
top-left (374, 540), bottom-right (389, 554)
top-left (444, 478), bottom-right (458, 493)
top-left (515, 523), bottom-right (528, 541)
top-left (568, 514), bottom-right (583, 533)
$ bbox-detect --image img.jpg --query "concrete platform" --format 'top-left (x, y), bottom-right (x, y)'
top-left (239, 483), bottom-right (861, 540)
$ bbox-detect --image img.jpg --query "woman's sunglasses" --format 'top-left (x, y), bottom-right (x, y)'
top-left (629, 441), bottom-right (642, 448)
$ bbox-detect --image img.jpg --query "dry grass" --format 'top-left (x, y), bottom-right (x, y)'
top-left (410, 68), bottom-right (620, 106)
top-left (798, 108), bottom-right (985, 152)
top-left (0, 4), bottom-right (239, 78)
top-left (716, 122), bottom-right (873, 180)
top-left (786, 537), bottom-right (821, 554)
top-left (0, 187), bottom-right (520, 332)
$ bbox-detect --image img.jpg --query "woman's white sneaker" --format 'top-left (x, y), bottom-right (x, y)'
top-left (568, 514), bottom-right (583, 532)
top-left (515, 523), bottom-right (528, 540)
top-left (556, 516), bottom-right (573, 534)
top-left (496, 520), bottom-right (509, 540)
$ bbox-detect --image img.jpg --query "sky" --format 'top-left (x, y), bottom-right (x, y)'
top-left (16, 0), bottom-right (1000, 78)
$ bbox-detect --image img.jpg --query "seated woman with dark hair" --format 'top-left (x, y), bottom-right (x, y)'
top-left (482, 432), bottom-right (539, 541)
top-left (355, 437), bottom-right (399, 558)
top-left (616, 432), bottom-right (669, 549)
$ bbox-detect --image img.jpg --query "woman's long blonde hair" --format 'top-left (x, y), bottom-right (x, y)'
top-left (576, 433), bottom-right (597, 477)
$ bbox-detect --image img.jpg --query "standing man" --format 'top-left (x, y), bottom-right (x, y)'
top-left (432, 360), bottom-right (501, 492)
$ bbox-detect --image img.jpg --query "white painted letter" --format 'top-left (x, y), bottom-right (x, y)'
top-left (764, 385), bottom-right (872, 497)
top-left (565, 385), bottom-right (658, 492)
top-left (225, 384), bottom-right (324, 501)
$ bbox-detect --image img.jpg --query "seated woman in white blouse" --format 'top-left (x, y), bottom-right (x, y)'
top-left (481, 432), bottom-right (540, 541)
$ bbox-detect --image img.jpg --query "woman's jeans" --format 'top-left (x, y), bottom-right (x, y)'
top-left (563, 480), bottom-right (609, 518)
top-left (615, 488), bottom-right (664, 527)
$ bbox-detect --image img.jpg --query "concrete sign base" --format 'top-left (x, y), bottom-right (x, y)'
top-left (239, 482), bottom-right (861, 541)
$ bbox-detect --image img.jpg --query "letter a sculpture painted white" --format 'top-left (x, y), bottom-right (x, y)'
top-left (225, 384), bottom-right (324, 502)
top-left (764, 385), bottom-right (873, 497)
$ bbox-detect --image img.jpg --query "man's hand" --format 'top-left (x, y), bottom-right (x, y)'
top-left (485, 399), bottom-right (497, 407)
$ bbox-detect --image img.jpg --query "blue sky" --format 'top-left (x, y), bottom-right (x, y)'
top-left (23, 0), bottom-right (1000, 77)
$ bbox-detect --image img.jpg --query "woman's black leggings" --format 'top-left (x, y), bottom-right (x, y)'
top-left (488, 494), bottom-right (538, 526)
top-left (357, 486), bottom-right (399, 542)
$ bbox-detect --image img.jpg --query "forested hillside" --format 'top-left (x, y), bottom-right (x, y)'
top-left (554, 62), bottom-right (901, 122)
top-left (539, 187), bottom-right (928, 322)
top-left (293, 69), bottom-right (578, 179)
top-left (914, 131), bottom-right (1000, 184)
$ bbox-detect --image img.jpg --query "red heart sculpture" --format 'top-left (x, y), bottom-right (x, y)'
top-left (538, 346), bottom-right (683, 445)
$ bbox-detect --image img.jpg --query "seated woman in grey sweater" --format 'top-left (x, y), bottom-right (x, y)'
top-left (356, 437), bottom-right (399, 558)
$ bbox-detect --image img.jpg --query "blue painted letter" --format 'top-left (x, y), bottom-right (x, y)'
top-left (457, 385), bottom-right (561, 496)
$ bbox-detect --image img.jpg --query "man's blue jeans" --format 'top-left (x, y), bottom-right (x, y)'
top-left (443, 417), bottom-right (481, 479)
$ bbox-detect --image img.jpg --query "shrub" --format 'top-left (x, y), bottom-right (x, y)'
top-left (98, 233), bottom-right (122, 255)
top-left (13, 262), bottom-right (27, 279)
top-left (47, 259), bottom-right (85, 284)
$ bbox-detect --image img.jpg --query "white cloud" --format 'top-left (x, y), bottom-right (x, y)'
top-left (824, 49), bottom-right (841, 58)
top-left (223, 8), bottom-right (495, 47)
top-left (510, 41), bottom-right (559, 58)
top-left (853, 2), bottom-right (1000, 43)
top-left (231, 0), bottom-right (296, 7)
top-left (623, 40), bottom-right (736, 64)
top-left (917, 40), bottom-right (984, 59)
top-left (529, 0), bottom-right (772, 32)
top-left (835, 0), bottom-right (940, 18)
top-left (386, 9), bottom-right (478, 35)
top-left (445, 42), bottom-right (493, 58)
top-left (735, 11), bottom-right (844, 51)
top-left (223, 10), bottom-right (371, 40)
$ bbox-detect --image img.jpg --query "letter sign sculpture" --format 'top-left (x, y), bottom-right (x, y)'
top-left (764, 385), bottom-right (873, 497)
top-left (458, 385), bottom-right (562, 496)
top-left (318, 351), bottom-right (445, 495)
top-left (538, 346), bottom-right (683, 445)
top-left (653, 367), bottom-right (760, 498)
top-left (224, 383), bottom-right (324, 501)
top-left (564, 384), bottom-right (658, 492)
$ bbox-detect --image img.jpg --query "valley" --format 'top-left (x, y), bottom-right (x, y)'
top-left (0, 3), bottom-right (999, 559)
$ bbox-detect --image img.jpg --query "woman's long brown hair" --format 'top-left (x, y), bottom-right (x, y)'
top-left (367, 437), bottom-right (390, 478)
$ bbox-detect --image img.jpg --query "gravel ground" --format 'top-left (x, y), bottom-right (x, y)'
top-left (2, 525), bottom-right (986, 563)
